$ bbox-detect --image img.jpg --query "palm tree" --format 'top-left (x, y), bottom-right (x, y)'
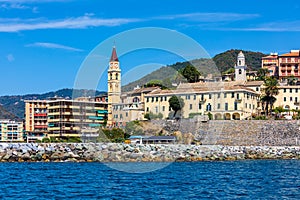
top-left (261, 77), bottom-right (279, 116)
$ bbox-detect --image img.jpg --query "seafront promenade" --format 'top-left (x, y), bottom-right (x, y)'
top-left (0, 143), bottom-right (299, 162)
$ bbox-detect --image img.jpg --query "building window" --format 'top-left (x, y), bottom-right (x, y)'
top-left (249, 104), bottom-right (251, 109)
top-left (237, 93), bottom-right (240, 99)
top-left (155, 106), bottom-right (158, 113)
top-left (146, 97), bottom-right (149, 102)
top-left (199, 103), bottom-right (202, 110)
top-left (152, 97), bottom-right (154, 102)
top-left (296, 97), bottom-right (298, 103)
top-left (217, 103), bottom-right (220, 109)
top-left (284, 89), bottom-right (286, 93)
top-left (209, 94), bottom-right (212, 99)
top-left (256, 87), bottom-right (259, 91)
top-left (231, 92), bottom-right (234, 98)
top-left (290, 88), bottom-right (292, 93)
top-left (156, 97), bottom-right (159, 102)
top-left (245, 103), bottom-right (247, 108)
top-left (284, 97), bottom-right (286, 102)
top-left (164, 96), bottom-right (167, 101)
top-left (116, 73), bottom-right (118, 80)
top-left (217, 93), bottom-right (220, 99)
top-left (234, 102), bottom-right (238, 110)
top-left (126, 112), bottom-right (128, 117)
top-left (290, 97), bottom-right (293, 101)
top-left (186, 95), bottom-right (190, 100)
top-left (239, 69), bottom-right (242, 74)
top-left (206, 103), bottom-right (212, 111)
top-left (225, 103), bottom-right (228, 111)
top-left (162, 106), bottom-right (165, 111)
top-left (120, 114), bottom-right (123, 119)
top-left (194, 95), bottom-right (196, 100)
top-left (190, 104), bottom-right (192, 110)
top-left (110, 73), bottom-right (113, 80)
top-left (224, 93), bottom-right (227, 98)
top-left (296, 89), bottom-right (298, 93)
top-left (146, 107), bottom-right (149, 112)
top-left (201, 94), bottom-right (204, 101)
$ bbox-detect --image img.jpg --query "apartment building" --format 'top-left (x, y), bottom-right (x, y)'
top-left (0, 120), bottom-right (24, 142)
top-left (47, 98), bottom-right (108, 138)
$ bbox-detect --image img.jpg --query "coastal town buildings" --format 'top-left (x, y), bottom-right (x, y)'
top-left (24, 97), bottom-right (108, 140)
top-left (0, 120), bottom-right (24, 142)
top-left (262, 50), bottom-right (300, 80)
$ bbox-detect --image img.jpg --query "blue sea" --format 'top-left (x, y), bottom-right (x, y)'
top-left (0, 160), bottom-right (299, 199)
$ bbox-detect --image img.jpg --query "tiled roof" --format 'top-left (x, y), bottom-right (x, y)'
top-left (145, 81), bottom-right (257, 96)
top-left (280, 52), bottom-right (300, 57)
top-left (110, 47), bottom-right (118, 62)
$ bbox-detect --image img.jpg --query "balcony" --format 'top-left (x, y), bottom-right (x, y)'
top-left (34, 113), bottom-right (47, 117)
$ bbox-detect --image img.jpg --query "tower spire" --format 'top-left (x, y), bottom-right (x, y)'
top-left (110, 46), bottom-right (118, 62)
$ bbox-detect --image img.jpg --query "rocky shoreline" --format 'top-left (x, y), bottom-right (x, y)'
top-left (0, 143), bottom-right (299, 162)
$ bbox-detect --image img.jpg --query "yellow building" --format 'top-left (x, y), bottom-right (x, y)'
top-left (25, 100), bottom-right (48, 134)
top-left (144, 81), bottom-right (259, 120)
top-left (272, 86), bottom-right (300, 111)
top-left (0, 120), bottom-right (24, 142)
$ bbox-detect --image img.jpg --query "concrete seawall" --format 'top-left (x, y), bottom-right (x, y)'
top-left (152, 120), bottom-right (300, 146)
top-left (0, 143), bottom-right (299, 162)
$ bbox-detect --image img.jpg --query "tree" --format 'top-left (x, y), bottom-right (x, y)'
top-left (125, 121), bottom-right (144, 135)
top-left (261, 76), bottom-right (279, 116)
top-left (181, 65), bottom-right (201, 83)
top-left (256, 68), bottom-right (269, 81)
top-left (144, 80), bottom-right (167, 89)
top-left (168, 95), bottom-right (185, 117)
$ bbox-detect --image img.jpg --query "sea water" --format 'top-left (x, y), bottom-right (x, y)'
top-left (0, 160), bottom-right (299, 199)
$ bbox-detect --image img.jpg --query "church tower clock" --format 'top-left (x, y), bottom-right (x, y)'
top-left (107, 46), bottom-right (121, 126)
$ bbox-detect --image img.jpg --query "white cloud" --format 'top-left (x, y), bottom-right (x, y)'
top-left (0, 15), bottom-right (140, 32)
top-left (26, 42), bottom-right (84, 52)
top-left (203, 20), bottom-right (300, 32)
top-left (1, 3), bottom-right (30, 9)
top-left (155, 12), bottom-right (260, 22)
top-left (0, 0), bottom-right (70, 3)
top-left (6, 54), bottom-right (14, 62)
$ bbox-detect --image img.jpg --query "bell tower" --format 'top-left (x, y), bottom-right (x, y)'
top-left (235, 51), bottom-right (247, 82)
top-left (107, 46), bottom-right (121, 126)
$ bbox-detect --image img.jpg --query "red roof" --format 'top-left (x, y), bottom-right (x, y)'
top-left (110, 47), bottom-right (119, 62)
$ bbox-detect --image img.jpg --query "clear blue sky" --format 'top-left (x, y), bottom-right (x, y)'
top-left (1, 0), bottom-right (300, 95)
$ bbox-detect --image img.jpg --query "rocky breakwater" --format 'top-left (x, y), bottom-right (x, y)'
top-left (0, 143), bottom-right (299, 162)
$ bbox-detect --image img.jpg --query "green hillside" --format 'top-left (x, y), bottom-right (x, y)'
top-left (0, 89), bottom-right (105, 119)
top-left (0, 105), bottom-right (18, 121)
top-left (213, 49), bottom-right (267, 72)
top-left (122, 49), bottom-right (266, 92)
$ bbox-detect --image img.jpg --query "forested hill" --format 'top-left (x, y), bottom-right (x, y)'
top-left (213, 49), bottom-right (267, 72)
top-left (0, 89), bottom-right (105, 119)
top-left (122, 49), bottom-right (266, 92)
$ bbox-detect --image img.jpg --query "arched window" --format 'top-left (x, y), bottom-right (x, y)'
top-left (206, 103), bottom-right (211, 111)
top-left (116, 73), bottom-right (118, 80)
top-left (110, 73), bottom-right (113, 80)
top-left (239, 69), bottom-right (242, 74)
top-left (239, 60), bottom-right (241, 65)
top-left (133, 97), bottom-right (140, 103)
